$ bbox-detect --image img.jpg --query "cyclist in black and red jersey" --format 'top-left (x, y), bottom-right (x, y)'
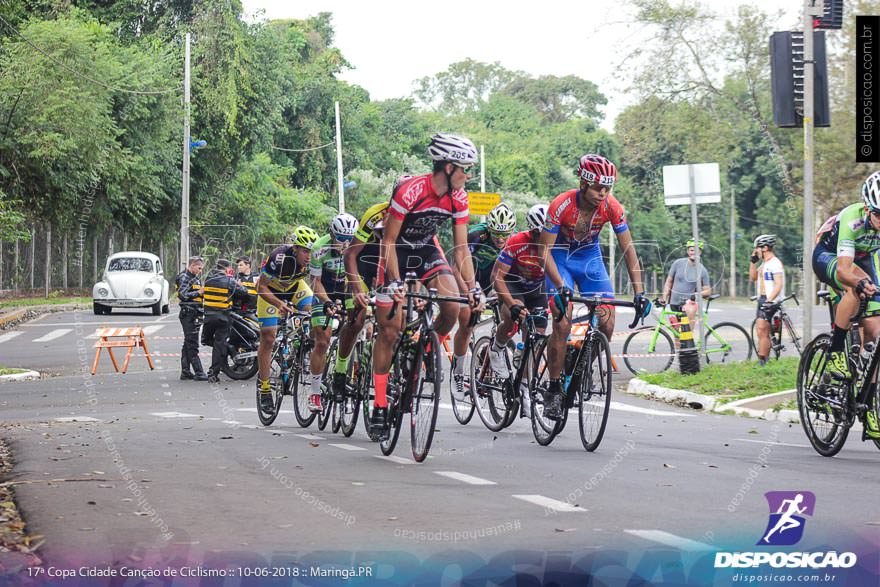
top-left (370, 133), bottom-right (484, 435)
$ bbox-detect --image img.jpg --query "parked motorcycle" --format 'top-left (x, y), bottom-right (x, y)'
top-left (221, 310), bottom-right (260, 380)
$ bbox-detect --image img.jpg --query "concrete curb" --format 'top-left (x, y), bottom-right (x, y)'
top-left (0, 370), bottom-right (41, 382)
top-left (0, 302), bottom-right (90, 329)
top-left (625, 379), bottom-right (800, 423)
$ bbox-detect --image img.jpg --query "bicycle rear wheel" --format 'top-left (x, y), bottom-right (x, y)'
top-left (450, 352), bottom-right (476, 425)
top-left (622, 326), bottom-right (675, 375)
top-left (797, 334), bottom-right (849, 456)
top-left (471, 336), bottom-right (508, 432)
top-left (579, 333), bottom-right (612, 452)
top-left (783, 315), bottom-right (802, 356)
top-left (529, 337), bottom-right (562, 446)
top-left (704, 322), bottom-right (752, 364)
top-left (411, 331), bottom-right (442, 462)
top-left (379, 384), bottom-right (403, 456)
top-left (292, 344), bottom-right (317, 428)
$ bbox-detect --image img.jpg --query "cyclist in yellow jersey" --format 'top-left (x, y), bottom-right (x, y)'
top-left (255, 226), bottom-right (318, 414)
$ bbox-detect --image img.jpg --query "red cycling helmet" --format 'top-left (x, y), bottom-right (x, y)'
top-left (577, 154), bottom-right (617, 187)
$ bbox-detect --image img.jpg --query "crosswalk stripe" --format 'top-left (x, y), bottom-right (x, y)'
top-left (328, 443), bottom-right (367, 451)
top-left (296, 434), bottom-right (325, 440)
top-left (733, 438), bottom-right (810, 449)
top-left (512, 494), bottom-right (587, 512)
top-left (435, 471), bottom-right (496, 486)
top-left (0, 332), bottom-right (22, 344)
top-left (150, 411), bottom-right (202, 418)
top-left (373, 455), bottom-right (413, 465)
top-left (33, 329), bottom-right (72, 342)
top-left (624, 529), bottom-right (714, 551)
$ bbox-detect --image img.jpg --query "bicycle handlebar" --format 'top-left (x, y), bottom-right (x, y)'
top-left (568, 296), bottom-right (641, 329)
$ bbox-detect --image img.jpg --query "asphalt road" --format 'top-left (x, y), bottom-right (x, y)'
top-left (1, 305), bottom-right (878, 574)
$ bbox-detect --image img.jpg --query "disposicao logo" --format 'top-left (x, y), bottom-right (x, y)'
top-left (714, 491), bottom-right (858, 570)
top-left (758, 491), bottom-right (815, 546)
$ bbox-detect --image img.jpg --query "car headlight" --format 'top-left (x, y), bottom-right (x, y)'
top-left (144, 287), bottom-right (155, 298)
top-left (97, 288), bottom-right (109, 298)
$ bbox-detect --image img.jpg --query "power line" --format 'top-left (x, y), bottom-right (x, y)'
top-left (271, 142), bottom-right (334, 153)
top-left (0, 13), bottom-right (180, 96)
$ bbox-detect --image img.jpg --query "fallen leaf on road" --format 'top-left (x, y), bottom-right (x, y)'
top-left (220, 436), bottom-right (234, 440)
top-left (663, 463), bottom-right (676, 469)
top-left (707, 465), bottom-right (718, 468)
top-left (748, 428), bottom-right (759, 434)
top-left (215, 484), bottom-right (225, 487)
top-left (555, 528), bottom-right (576, 533)
top-left (92, 471), bottom-right (105, 475)
top-left (388, 516), bottom-right (398, 521)
top-left (352, 482), bottom-right (365, 486)
top-left (277, 524), bottom-right (293, 528)
top-left (128, 555), bottom-right (142, 562)
top-left (79, 528), bottom-right (95, 531)
top-left (309, 442), bottom-right (319, 448)
top-left (86, 501), bottom-right (96, 505)
top-left (133, 511), bottom-right (151, 516)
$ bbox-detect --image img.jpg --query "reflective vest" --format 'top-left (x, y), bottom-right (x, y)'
top-left (202, 274), bottom-right (233, 310)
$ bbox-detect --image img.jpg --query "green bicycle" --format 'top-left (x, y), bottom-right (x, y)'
top-left (622, 294), bottom-right (753, 375)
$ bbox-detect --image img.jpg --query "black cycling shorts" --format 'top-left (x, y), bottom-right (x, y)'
top-left (506, 276), bottom-right (548, 326)
top-left (355, 243), bottom-right (380, 291)
top-left (386, 243), bottom-right (452, 283)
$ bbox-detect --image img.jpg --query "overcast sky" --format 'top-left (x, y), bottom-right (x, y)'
top-left (241, 1), bottom-right (801, 130)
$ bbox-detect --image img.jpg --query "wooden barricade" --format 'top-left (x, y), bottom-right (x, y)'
top-left (91, 327), bottom-right (155, 375)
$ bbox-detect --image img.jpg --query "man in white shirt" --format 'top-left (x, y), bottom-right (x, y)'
top-left (749, 234), bottom-right (785, 365)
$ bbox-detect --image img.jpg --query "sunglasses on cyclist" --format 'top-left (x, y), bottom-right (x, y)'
top-left (334, 233), bottom-right (353, 243)
top-left (870, 209), bottom-right (880, 218)
top-left (489, 230), bottom-right (513, 240)
top-left (454, 163), bottom-right (476, 174)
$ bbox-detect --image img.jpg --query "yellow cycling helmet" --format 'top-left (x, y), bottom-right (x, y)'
top-left (292, 225), bottom-right (319, 249)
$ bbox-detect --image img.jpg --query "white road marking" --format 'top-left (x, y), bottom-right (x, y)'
top-left (33, 328), bottom-right (73, 342)
top-left (142, 325), bottom-right (166, 335)
top-left (624, 529), bottom-right (715, 551)
top-left (236, 407), bottom-right (295, 415)
top-left (329, 443), bottom-right (367, 451)
top-left (610, 401), bottom-right (695, 417)
top-left (150, 411), bottom-right (202, 418)
top-left (734, 438), bottom-right (811, 449)
top-left (54, 416), bottom-right (101, 423)
top-left (296, 434), bottom-right (325, 440)
top-left (0, 332), bottom-right (22, 344)
top-left (512, 495), bottom-right (587, 512)
top-left (374, 455), bottom-right (413, 465)
top-left (435, 471), bottom-right (497, 486)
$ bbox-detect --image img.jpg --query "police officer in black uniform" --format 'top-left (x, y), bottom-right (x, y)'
top-left (175, 256), bottom-right (207, 381)
top-left (201, 259), bottom-right (250, 383)
top-left (235, 255), bottom-right (259, 314)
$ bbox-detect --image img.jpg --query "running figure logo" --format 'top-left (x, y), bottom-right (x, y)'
top-left (758, 491), bottom-right (816, 546)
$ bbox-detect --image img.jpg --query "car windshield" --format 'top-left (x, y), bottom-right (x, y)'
top-left (108, 257), bottom-right (153, 272)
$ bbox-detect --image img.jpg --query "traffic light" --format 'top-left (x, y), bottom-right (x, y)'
top-left (769, 31), bottom-right (830, 128)
top-left (814, 0), bottom-right (843, 30)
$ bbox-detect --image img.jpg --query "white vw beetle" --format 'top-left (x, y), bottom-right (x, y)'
top-left (92, 252), bottom-right (170, 315)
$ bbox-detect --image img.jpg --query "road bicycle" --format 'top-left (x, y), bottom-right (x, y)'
top-left (256, 310), bottom-right (312, 426)
top-left (797, 292), bottom-right (880, 456)
top-left (470, 299), bottom-right (547, 432)
top-left (622, 294), bottom-right (752, 375)
top-left (531, 295), bottom-right (640, 451)
top-left (749, 294), bottom-right (803, 359)
top-left (370, 274), bottom-right (472, 462)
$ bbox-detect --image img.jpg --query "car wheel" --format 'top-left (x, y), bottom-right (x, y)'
top-left (151, 300), bottom-right (161, 316)
top-left (93, 302), bottom-right (104, 315)
top-left (161, 304), bottom-right (170, 314)
top-left (104, 306), bottom-right (112, 315)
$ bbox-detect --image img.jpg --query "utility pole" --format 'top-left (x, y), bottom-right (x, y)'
top-left (179, 32), bottom-right (191, 270)
top-left (802, 0), bottom-right (823, 344)
top-left (480, 145), bottom-right (486, 193)
top-left (730, 188), bottom-right (736, 297)
top-left (335, 101), bottom-right (345, 212)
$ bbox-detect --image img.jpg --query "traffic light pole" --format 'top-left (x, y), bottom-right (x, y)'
top-left (180, 32), bottom-right (191, 270)
top-left (802, 0), bottom-right (823, 344)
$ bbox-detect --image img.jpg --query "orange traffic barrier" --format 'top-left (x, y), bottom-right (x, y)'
top-left (91, 327), bottom-right (155, 375)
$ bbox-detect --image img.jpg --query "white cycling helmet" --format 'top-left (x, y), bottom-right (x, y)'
top-left (330, 212), bottom-right (358, 241)
top-left (862, 170), bottom-right (880, 212)
top-left (527, 204), bottom-right (548, 231)
top-left (427, 132), bottom-right (478, 165)
top-left (486, 203), bottom-right (516, 233)
top-left (754, 234), bottom-right (777, 248)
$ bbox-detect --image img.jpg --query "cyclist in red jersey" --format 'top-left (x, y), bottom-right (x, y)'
top-left (370, 133), bottom-right (485, 436)
top-left (537, 154), bottom-right (650, 420)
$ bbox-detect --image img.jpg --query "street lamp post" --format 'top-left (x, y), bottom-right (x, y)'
top-left (179, 32), bottom-right (191, 271)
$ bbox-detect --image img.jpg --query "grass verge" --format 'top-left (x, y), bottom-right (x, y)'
top-left (0, 367), bottom-right (28, 376)
top-left (640, 358), bottom-right (798, 404)
top-left (0, 296), bottom-right (87, 308)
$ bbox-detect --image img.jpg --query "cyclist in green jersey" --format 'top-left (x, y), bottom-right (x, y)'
top-left (308, 213), bottom-right (359, 411)
top-left (812, 171), bottom-right (880, 381)
top-left (450, 203), bottom-right (516, 400)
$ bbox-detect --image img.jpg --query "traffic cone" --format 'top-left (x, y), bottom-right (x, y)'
top-left (678, 315), bottom-right (701, 374)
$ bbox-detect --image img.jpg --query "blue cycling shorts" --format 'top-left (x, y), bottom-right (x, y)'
top-left (546, 246), bottom-right (614, 299)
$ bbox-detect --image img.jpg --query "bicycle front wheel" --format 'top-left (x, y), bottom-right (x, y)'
top-left (529, 337), bottom-right (562, 446)
top-left (258, 346), bottom-right (286, 426)
top-left (411, 331), bottom-right (442, 463)
top-left (622, 326), bottom-right (675, 375)
top-left (704, 322), bottom-right (752, 364)
top-left (579, 332), bottom-right (613, 452)
top-left (340, 340), bottom-right (364, 438)
top-left (292, 345), bottom-right (318, 428)
top-left (471, 336), bottom-right (509, 432)
top-left (797, 334), bottom-right (848, 456)
top-left (450, 351), bottom-right (475, 425)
